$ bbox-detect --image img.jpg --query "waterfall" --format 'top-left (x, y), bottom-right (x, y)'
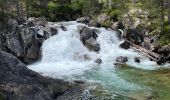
top-left (28, 21), bottom-right (162, 97)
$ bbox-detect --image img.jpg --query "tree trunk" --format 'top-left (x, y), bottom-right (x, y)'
top-left (125, 40), bottom-right (161, 62)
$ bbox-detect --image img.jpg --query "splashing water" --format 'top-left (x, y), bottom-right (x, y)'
top-left (28, 21), bottom-right (165, 98)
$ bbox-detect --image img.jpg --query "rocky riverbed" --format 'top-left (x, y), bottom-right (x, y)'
top-left (0, 17), bottom-right (170, 100)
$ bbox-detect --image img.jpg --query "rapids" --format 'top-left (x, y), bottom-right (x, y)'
top-left (28, 21), bottom-right (170, 99)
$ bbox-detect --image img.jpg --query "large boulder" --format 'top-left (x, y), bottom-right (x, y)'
top-left (27, 17), bottom-right (48, 27)
top-left (125, 29), bottom-right (144, 45)
top-left (77, 26), bottom-right (98, 44)
top-left (85, 37), bottom-right (100, 52)
top-left (5, 33), bottom-right (24, 57)
top-left (0, 50), bottom-right (69, 100)
top-left (122, 9), bottom-right (150, 29)
top-left (77, 26), bottom-right (100, 52)
top-left (0, 20), bottom-right (42, 64)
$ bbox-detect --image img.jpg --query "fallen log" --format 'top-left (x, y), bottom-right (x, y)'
top-left (125, 40), bottom-right (165, 64)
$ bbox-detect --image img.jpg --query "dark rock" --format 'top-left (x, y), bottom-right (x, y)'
top-left (85, 37), bottom-right (100, 52)
top-left (5, 33), bottom-right (24, 57)
top-left (95, 58), bottom-right (102, 64)
top-left (151, 45), bottom-right (161, 53)
top-left (157, 45), bottom-right (170, 56)
top-left (27, 17), bottom-right (47, 27)
top-left (44, 31), bottom-right (51, 40)
top-left (77, 26), bottom-right (98, 44)
top-left (116, 56), bottom-right (128, 63)
top-left (134, 57), bottom-right (140, 63)
top-left (76, 17), bottom-right (90, 24)
top-left (88, 20), bottom-right (101, 28)
top-left (142, 37), bottom-right (152, 50)
top-left (0, 50), bottom-right (69, 100)
top-left (119, 41), bottom-right (131, 50)
top-left (20, 28), bottom-right (41, 64)
top-left (61, 25), bottom-right (67, 31)
top-left (50, 27), bottom-right (58, 36)
top-left (111, 22), bottom-right (124, 30)
top-left (74, 80), bottom-right (85, 84)
top-left (27, 17), bottom-right (36, 27)
top-left (125, 29), bottom-right (144, 45)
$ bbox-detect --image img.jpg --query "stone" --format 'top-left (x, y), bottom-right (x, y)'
top-left (95, 58), bottom-right (102, 64)
top-left (5, 34), bottom-right (24, 57)
top-left (134, 57), bottom-right (141, 63)
top-left (116, 56), bottom-right (128, 63)
top-left (88, 20), bottom-right (101, 28)
top-left (111, 22), bottom-right (124, 30)
top-left (61, 25), bottom-right (67, 31)
top-left (85, 37), bottom-right (100, 52)
top-left (50, 27), bottom-right (58, 36)
top-left (119, 41), bottom-right (131, 50)
top-left (76, 17), bottom-right (90, 24)
top-left (125, 29), bottom-right (144, 45)
top-left (0, 50), bottom-right (69, 100)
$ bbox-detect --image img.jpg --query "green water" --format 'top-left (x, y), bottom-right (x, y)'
top-left (116, 65), bottom-right (170, 100)
top-left (84, 64), bottom-right (170, 100)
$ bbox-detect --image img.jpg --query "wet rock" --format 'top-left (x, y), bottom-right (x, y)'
top-left (119, 41), bottom-right (131, 50)
top-left (27, 17), bottom-right (36, 27)
top-left (27, 17), bottom-right (48, 27)
top-left (116, 56), bottom-right (128, 63)
top-left (95, 58), bottom-right (102, 64)
top-left (142, 37), bottom-right (152, 50)
top-left (88, 20), bottom-right (101, 28)
top-left (61, 25), bottom-right (67, 31)
top-left (20, 28), bottom-right (41, 64)
top-left (85, 37), bottom-right (100, 52)
top-left (157, 45), bottom-right (170, 56)
top-left (111, 22), bottom-right (124, 30)
top-left (50, 27), bottom-right (58, 36)
top-left (42, 26), bottom-right (58, 39)
top-left (5, 33), bottom-right (24, 57)
top-left (74, 80), bottom-right (85, 84)
top-left (44, 31), bottom-right (50, 40)
top-left (125, 29), bottom-right (144, 45)
top-left (76, 17), bottom-right (90, 24)
top-left (0, 50), bottom-right (69, 100)
top-left (134, 57), bottom-right (140, 63)
top-left (78, 26), bottom-right (98, 44)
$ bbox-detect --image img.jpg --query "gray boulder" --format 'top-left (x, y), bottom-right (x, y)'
top-left (0, 50), bottom-right (69, 100)
top-left (85, 37), bottom-right (100, 52)
top-left (78, 26), bottom-right (98, 44)
top-left (5, 34), bottom-right (24, 57)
